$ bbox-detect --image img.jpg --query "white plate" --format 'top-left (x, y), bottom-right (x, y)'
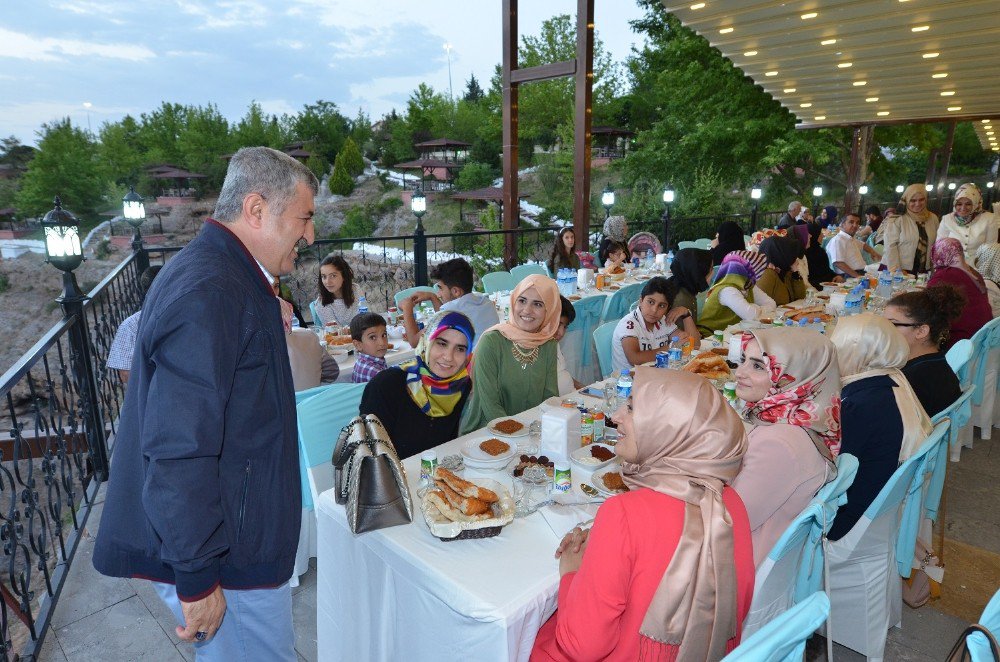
top-left (570, 443), bottom-right (616, 470)
top-left (461, 437), bottom-right (518, 468)
top-left (591, 466), bottom-right (628, 496)
top-left (487, 417), bottom-right (530, 438)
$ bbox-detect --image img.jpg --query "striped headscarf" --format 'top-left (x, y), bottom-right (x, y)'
top-left (401, 310), bottom-right (474, 417)
top-left (712, 250), bottom-right (769, 289)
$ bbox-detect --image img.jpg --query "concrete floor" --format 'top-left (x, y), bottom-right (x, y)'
top-left (38, 433), bottom-right (999, 661)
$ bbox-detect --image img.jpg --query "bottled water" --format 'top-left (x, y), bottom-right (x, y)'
top-left (616, 369), bottom-right (632, 401)
top-left (358, 295), bottom-right (369, 314)
top-left (797, 319), bottom-right (809, 329)
top-left (876, 270), bottom-right (894, 299)
top-left (844, 285), bottom-right (864, 315)
top-left (665, 250), bottom-right (675, 271)
top-left (892, 269), bottom-right (904, 291)
top-left (667, 336), bottom-right (683, 369)
top-left (645, 248), bottom-right (654, 270)
top-left (812, 317), bottom-right (824, 333)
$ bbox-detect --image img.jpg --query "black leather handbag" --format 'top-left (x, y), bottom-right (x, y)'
top-left (331, 415), bottom-right (413, 534)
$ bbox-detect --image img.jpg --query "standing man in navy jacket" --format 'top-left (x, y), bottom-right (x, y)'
top-left (94, 146), bottom-right (317, 660)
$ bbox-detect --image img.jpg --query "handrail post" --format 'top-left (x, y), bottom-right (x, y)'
top-left (131, 224), bottom-right (149, 274)
top-left (660, 205), bottom-right (672, 252)
top-left (414, 223), bottom-right (428, 286)
top-left (58, 274), bottom-right (110, 482)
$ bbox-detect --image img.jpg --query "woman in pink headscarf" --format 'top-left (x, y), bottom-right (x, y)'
top-left (926, 237), bottom-right (992, 349)
top-left (531, 369), bottom-right (754, 661)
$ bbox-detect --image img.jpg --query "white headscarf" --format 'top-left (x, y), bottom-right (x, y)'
top-left (830, 313), bottom-right (932, 461)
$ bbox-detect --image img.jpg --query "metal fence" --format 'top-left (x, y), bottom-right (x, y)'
top-left (0, 246), bottom-right (178, 660)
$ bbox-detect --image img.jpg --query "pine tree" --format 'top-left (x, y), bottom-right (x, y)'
top-left (463, 74), bottom-right (484, 104)
top-left (328, 153), bottom-right (354, 196)
top-left (338, 136), bottom-right (364, 177)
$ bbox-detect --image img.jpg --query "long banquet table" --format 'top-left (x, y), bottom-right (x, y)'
top-left (315, 396), bottom-right (608, 662)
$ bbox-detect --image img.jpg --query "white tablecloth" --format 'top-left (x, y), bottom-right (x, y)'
top-left (316, 400), bottom-right (607, 662)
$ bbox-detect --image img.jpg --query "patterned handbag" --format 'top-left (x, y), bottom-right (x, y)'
top-left (331, 414), bottom-right (413, 534)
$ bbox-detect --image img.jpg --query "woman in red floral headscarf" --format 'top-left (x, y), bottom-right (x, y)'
top-left (926, 237), bottom-right (992, 350)
top-left (730, 327), bottom-right (841, 566)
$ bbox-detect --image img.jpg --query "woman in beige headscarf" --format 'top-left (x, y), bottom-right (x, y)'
top-left (974, 243), bottom-right (1000, 316)
top-left (731, 328), bottom-right (840, 566)
top-left (881, 184), bottom-right (940, 273)
top-left (531, 369), bottom-right (755, 661)
top-left (939, 183), bottom-right (999, 264)
top-left (827, 313), bottom-right (932, 540)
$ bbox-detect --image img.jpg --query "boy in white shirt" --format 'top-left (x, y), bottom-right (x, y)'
top-left (610, 277), bottom-right (699, 374)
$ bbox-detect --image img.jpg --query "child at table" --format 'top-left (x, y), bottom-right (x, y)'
top-left (610, 277), bottom-right (698, 374)
top-left (350, 312), bottom-right (389, 383)
top-left (555, 296), bottom-right (584, 395)
top-left (601, 241), bottom-right (629, 275)
top-left (313, 254), bottom-right (363, 327)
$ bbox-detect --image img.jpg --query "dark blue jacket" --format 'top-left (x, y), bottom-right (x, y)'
top-left (93, 220), bottom-right (301, 600)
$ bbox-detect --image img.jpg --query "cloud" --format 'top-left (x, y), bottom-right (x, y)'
top-left (174, 0), bottom-right (268, 29)
top-left (258, 99), bottom-right (296, 116)
top-left (165, 50), bottom-right (212, 57)
top-left (0, 27), bottom-right (155, 62)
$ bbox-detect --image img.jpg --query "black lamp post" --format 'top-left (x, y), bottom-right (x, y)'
top-left (858, 184), bottom-right (868, 216)
top-left (411, 189), bottom-right (428, 286)
top-left (661, 185), bottom-right (675, 250)
top-left (42, 196), bottom-right (86, 301)
top-left (750, 183), bottom-right (762, 231)
top-left (601, 185), bottom-right (615, 219)
top-left (123, 185), bottom-right (150, 272)
top-left (812, 185), bottom-right (823, 220)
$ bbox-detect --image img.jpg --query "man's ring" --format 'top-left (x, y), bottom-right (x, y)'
top-left (195, 631), bottom-right (208, 642)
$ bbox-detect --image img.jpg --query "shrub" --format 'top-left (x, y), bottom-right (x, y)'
top-left (454, 162), bottom-right (497, 191)
top-left (328, 155), bottom-right (354, 196)
top-left (339, 205), bottom-right (375, 238)
top-left (93, 238), bottom-right (112, 260)
top-left (338, 137), bottom-right (365, 178)
top-left (0, 272), bottom-right (9, 294)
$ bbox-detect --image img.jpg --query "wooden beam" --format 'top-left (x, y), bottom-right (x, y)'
top-left (510, 60), bottom-right (576, 84)
top-left (501, 0), bottom-right (519, 269)
top-left (572, 0), bottom-right (595, 252)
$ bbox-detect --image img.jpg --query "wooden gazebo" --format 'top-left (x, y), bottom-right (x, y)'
top-left (451, 186), bottom-right (529, 228)
top-left (395, 138), bottom-right (471, 192)
top-left (149, 167), bottom-right (206, 205)
top-left (591, 126), bottom-right (635, 164)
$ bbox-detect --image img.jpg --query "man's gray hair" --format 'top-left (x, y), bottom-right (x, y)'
top-left (214, 147), bottom-right (319, 222)
top-left (788, 200), bottom-right (802, 213)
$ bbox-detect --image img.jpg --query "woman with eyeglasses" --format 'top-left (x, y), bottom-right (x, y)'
top-left (884, 287), bottom-right (964, 417)
top-left (926, 238), bottom-right (992, 350)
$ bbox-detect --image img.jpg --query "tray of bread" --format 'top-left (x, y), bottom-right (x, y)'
top-left (783, 305), bottom-right (833, 323)
top-left (421, 468), bottom-right (515, 541)
top-left (682, 352), bottom-right (732, 380)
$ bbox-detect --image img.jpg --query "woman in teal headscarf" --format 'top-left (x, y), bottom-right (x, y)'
top-left (697, 250), bottom-right (776, 337)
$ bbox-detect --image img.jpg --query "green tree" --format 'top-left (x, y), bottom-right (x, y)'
top-left (178, 104), bottom-right (232, 188)
top-left (338, 136), bottom-right (364, 177)
top-left (98, 115), bottom-right (146, 187)
top-left (232, 101), bottom-right (285, 149)
top-left (16, 118), bottom-right (107, 217)
top-left (349, 108), bottom-right (373, 156)
top-left (291, 100), bottom-right (350, 165)
top-left (454, 162), bottom-right (497, 191)
top-left (338, 205), bottom-right (375, 238)
top-left (136, 102), bottom-right (187, 166)
top-left (0, 136), bottom-right (35, 169)
top-left (463, 74), bottom-right (485, 104)
top-left (328, 153), bottom-right (354, 196)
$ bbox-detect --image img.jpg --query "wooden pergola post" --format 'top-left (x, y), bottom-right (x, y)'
top-left (843, 124), bottom-right (874, 216)
top-left (501, 0), bottom-right (595, 268)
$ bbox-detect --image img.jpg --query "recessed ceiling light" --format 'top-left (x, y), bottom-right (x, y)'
top-left (801, 12), bottom-right (818, 19)
top-left (923, 52), bottom-right (939, 59)
top-left (986, 125), bottom-right (994, 130)
top-left (783, 88), bottom-right (797, 93)
top-left (983, 119), bottom-right (992, 123)
top-left (743, 50), bottom-right (758, 56)
top-left (911, 25), bottom-right (930, 32)
top-left (932, 73), bottom-right (948, 79)
top-left (690, 2), bottom-right (706, 8)
top-left (947, 106), bottom-right (962, 111)
top-left (853, 81), bottom-right (867, 86)
top-left (820, 39), bottom-right (837, 45)
top-left (800, 103), bottom-right (813, 108)
top-left (940, 91), bottom-right (955, 96)
top-left (814, 115), bottom-right (827, 120)
top-left (987, 131), bottom-right (995, 136)
top-left (837, 62), bottom-right (853, 68)
top-left (719, 27), bottom-right (734, 34)
top-left (865, 97), bottom-right (879, 102)
top-left (877, 111), bottom-right (890, 116)
top-left (765, 70), bottom-right (778, 76)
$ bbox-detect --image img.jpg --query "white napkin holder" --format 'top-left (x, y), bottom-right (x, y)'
top-left (539, 407), bottom-right (580, 464)
top-left (655, 253), bottom-right (669, 267)
top-left (577, 268), bottom-right (594, 289)
top-left (727, 334), bottom-right (743, 364)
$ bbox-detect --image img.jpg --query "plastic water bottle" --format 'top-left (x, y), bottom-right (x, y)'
top-left (665, 250), bottom-right (675, 271)
top-left (667, 336), bottom-right (683, 369)
top-left (797, 319), bottom-right (808, 329)
top-left (616, 369), bottom-right (632, 401)
top-left (812, 317), bottom-right (825, 333)
top-left (358, 295), bottom-right (369, 314)
top-left (876, 270), bottom-right (894, 299)
top-left (645, 248), bottom-right (654, 270)
top-left (892, 269), bottom-right (904, 291)
top-left (844, 285), bottom-right (864, 315)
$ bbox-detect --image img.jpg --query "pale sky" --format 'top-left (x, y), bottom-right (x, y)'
top-left (0, 0), bottom-right (647, 146)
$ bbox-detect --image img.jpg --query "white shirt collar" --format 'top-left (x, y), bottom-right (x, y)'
top-left (255, 260), bottom-right (276, 287)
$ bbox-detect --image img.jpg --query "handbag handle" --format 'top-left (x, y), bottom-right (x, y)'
top-left (946, 624), bottom-right (1000, 662)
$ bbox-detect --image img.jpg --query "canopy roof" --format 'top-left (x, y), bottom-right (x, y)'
top-left (662, 0), bottom-right (1000, 152)
top-left (393, 159), bottom-right (465, 170)
top-left (413, 138), bottom-right (471, 149)
top-left (591, 125), bottom-right (635, 137)
top-left (451, 187), bottom-right (528, 203)
top-left (149, 167), bottom-right (206, 179)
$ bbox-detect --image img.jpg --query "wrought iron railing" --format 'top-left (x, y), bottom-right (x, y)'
top-left (0, 246), bottom-right (179, 660)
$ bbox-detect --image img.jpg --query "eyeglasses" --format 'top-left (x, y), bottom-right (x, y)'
top-left (889, 321), bottom-right (921, 328)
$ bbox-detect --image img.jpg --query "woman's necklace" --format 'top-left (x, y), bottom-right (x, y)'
top-left (511, 341), bottom-right (539, 369)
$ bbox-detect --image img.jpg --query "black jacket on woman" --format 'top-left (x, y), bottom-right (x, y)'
top-left (901, 353), bottom-right (961, 418)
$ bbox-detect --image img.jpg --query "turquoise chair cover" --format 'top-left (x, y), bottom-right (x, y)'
top-left (968, 587), bottom-right (1000, 660)
top-left (602, 281), bottom-right (644, 323)
top-left (295, 383), bottom-right (335, 405)
top-left (593, 321), bottom-right (617, 380)
top-left (927, 387), bottom-right (975, 521)
top-left (568, 295), bottom-right (607, 369)
top-left (946, 338), bottom-right (975, 388)
top-left (723, 592), bottom-right (830, 662)
top-left (967, 317), bottom-right (1000, 407)
top-left (309, 300), bottom-right (321, 327)
top-left (800, 453), bottom-right (858, 600)
top-left (694, 238), bottom-right (713, 250)
top-left (891, 420), bottom-right (949, 577)
top-left (677, 240), bottom-right (698, 250)
top-left (296, 382), bottom-right (367, 510)
top-left (510, 263), bottom-right (549, 283)
top-left (482, 271), bottom-right (516, 294)
top-left (393, 286), bottom-right (435, 308)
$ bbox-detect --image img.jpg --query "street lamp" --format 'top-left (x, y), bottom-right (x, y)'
top-left (42, 196), bottom-right (85, 300)
top-left (924, 183), bottom-right (933, 192)
top-left (812, 185), bottom-right (823, 218)
top-left (895, 184), bottom-right (905, 194)
top-left (858, 184), bottom-right (869, 215)
top-left (947, 182), bottom-right (957, 190)
top-left (750, 183), bottom-right (762, 231)
top-left (123, 185), bottom-right (150, 271)
top-left (661, 185), bottom-right (675, 250)
top-left (601, 185), bottom-right (615, 219)
top-left (411, 189), bottom-right (428, 285)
